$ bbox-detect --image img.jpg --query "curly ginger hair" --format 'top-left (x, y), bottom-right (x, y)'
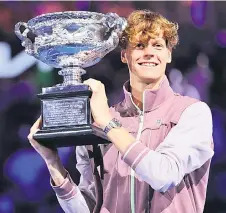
top-left (119, 10), bottom-right (179, 50)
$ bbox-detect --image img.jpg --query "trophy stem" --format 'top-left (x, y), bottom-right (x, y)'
top-left (58, 67), bottom-right (86, 85)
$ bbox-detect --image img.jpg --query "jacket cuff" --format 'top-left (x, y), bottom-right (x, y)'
top-left (121, 141), bottom-right (149, 170)
top-left (50, 171), bottom-right (77, 200)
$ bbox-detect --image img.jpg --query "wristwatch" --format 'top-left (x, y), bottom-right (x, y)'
top-left (103, 118), bottom-right (122, 134)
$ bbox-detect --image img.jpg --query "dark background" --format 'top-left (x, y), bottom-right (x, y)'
top-left (0, 1), bottom-right (226, 213)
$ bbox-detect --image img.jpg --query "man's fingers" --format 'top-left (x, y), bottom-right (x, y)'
top-left (27, 132), bottom-right (38, 146)
top-left (30, 116), bottom-right (42, 133)
top-left (27, 132), bottom-right (33, 142)
top-left (83, 78), bottom-right (104, 93)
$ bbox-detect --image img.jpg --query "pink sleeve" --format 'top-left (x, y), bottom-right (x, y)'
top-left (121, 141), bottom-right (150, 170)
top-left (50, 171), bottom-right (91, 213)
top-left (50, 171), bottom-right (77, 200)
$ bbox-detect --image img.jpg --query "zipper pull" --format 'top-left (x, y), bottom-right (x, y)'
top-left (139, 111), bottom-right (144, 123)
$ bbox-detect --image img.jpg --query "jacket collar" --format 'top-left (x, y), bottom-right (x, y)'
top-left (123, 75), bottom-right (174, 114)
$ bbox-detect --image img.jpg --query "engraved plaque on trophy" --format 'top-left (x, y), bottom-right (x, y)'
top-left (14, 11), bottom-right (127, 147)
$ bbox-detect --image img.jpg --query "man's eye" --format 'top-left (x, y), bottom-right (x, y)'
top-left (135, 43), bottom-right (145, 49)
top-left (154, 43), bottom-right (163, 48)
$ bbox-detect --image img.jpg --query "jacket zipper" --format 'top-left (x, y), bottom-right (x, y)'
top-left (130, 94), bottom-right (145, 213)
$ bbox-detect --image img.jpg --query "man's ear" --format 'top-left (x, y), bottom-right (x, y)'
top-left (121, 50), bottom-right (127, 63)
top-left (167, 50), bottom-right (172, 63)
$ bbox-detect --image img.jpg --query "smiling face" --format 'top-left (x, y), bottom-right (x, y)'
top-left (121, 31), bottom-right (171, 85)
top-left (119, 10), bottom-right (179, 88)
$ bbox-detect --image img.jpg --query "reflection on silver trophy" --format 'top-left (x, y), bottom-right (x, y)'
top-left (15, 11), bottom-right (127, 147)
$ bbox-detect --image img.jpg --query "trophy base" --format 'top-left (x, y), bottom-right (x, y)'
top-left (35, 83), bottom-right (110, 148)
top-left (33, 124), bottom-right (110, 147)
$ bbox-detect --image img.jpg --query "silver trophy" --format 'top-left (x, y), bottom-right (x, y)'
top-left (15, 11), bottom-right (127, 147)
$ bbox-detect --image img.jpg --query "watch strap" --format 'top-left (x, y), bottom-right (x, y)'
top-left (103, 118), bottom-right (122, 134)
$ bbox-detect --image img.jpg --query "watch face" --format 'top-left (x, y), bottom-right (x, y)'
top-left (112, 118), bottom-right (122, 127)
top-left (103, 118), bottom-right (122, 134)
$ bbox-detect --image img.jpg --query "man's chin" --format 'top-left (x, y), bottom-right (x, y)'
top-left (140, 75), bottom-right (164, 87)
top-left (141, 75), bottom-right (162, 82)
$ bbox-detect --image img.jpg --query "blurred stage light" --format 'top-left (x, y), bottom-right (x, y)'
top-left (211, 108), bottom-right (226, 164)
top-left (3, 148), bottom-right (54, 202)
top-left (215, 29), bottom-right (226, 48)
top-left (4, 146), bottom-right (73, 186)
top-left (214, 172), bottom-right (226, 199)
top-left (75, 1), bottom-right (91, 11)
top-left (0, 194), bottom-right (15, 213)
top-left (18, 124), bottom-right (31, 143)
top-left (190, 1), bottom-right (207, 28)
top-left (3, 148), bottom-right (45, 186)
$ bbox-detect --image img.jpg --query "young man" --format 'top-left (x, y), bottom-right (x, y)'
top-left (28, 10), bottom-right (214, 213)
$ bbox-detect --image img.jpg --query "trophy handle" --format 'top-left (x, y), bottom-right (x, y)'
top-left (102, 31), bottom-right (119, 53)
top-left (14, 22), bottom-right (35, 56)
top-left (15, 22), bottom-right (29, 41)
top-left (100, 13), bottom-right (127, 54)
top-left (104, 13), bottom-right (127, 34)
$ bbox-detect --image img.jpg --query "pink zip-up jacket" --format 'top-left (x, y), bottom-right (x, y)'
top-left (51, 76), bottom-right (214, 213)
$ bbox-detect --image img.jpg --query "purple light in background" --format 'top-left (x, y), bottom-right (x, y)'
top-left (3, 148), bottom-right (45, 186)
top-left (0, 194), bottom-right (15, 213)
top-left (3, 148), bottom-right (53, 202)
top-left (9, 81), bottom-right (35, 100)
top-left (0, 81), bottom-right (35, 112)
top-left (34, 2), bottom-right (65, 16)
top-left (211, 108), bottom-right (226, 164)
top-left (58, 147), bottom-right (74, 164)
top-left (190, 1), bottom-right (207, 28)
top-left (18, 124), bottom-right (30, 143)
top-left (75, 1), bottom-right (91, 11)
top-left (37, 204), bottom-right (65, 213)
top-left (215, 29), bottom-right (226, 48)
top-left (215, 172), bottom-right (226, 199)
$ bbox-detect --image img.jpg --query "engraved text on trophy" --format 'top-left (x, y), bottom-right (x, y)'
top-left (42, 97), bottom-right (88, 128)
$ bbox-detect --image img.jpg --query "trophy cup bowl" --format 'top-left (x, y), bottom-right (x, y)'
top-left (15, 11), bottom-right (127, 147)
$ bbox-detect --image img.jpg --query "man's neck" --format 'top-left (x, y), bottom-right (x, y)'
top-left (129, 75), bottom-right (165, 110)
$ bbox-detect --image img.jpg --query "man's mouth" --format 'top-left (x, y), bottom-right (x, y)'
top-left (138, 62), bottom-right (158, 67)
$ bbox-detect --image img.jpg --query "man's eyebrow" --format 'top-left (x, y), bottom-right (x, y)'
top-left (153, 38), bottom-right (165, 43)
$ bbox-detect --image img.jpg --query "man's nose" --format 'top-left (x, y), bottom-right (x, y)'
top-left (143, 45), bottom-right (155, 58)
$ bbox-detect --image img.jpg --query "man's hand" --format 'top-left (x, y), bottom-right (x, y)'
top-left (27, 116), bottom-right (58, 164)
top-left (83, 78), bottom-right (113, 129)
top-left (28, 117), bottom-right (67, 186)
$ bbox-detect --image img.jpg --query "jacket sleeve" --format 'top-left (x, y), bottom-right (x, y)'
top-left (51, 146), bottom-right (95, 213)
top-left (121, 101), bottom-right (214, 192)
